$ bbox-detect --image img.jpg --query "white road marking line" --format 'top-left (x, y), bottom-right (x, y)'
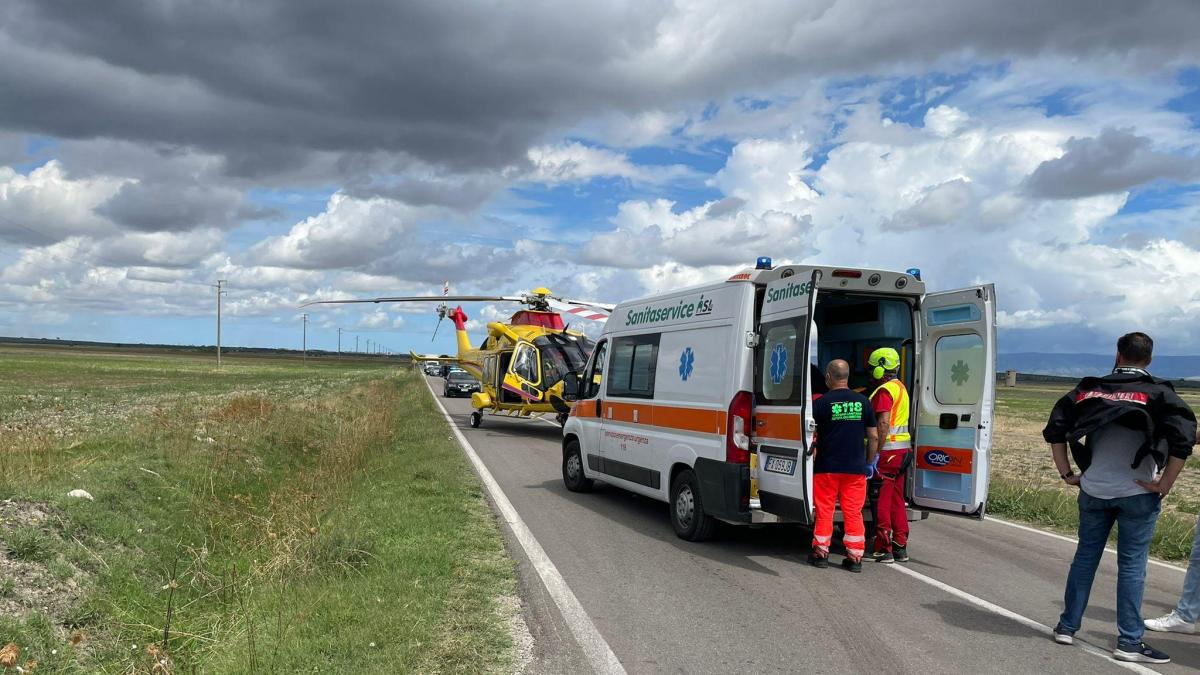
top-left (888, 564), bottom-right (1161, 674)
top-left (424, 378), bottom-right (627, 675)
top-left (987, 516), bottom-right (1189, 574)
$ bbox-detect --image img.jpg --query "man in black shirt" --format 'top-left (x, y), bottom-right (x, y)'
top-left (808, 359), bottom-right (880, 572)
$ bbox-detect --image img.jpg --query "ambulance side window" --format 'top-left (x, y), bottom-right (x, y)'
top-left (934, 333), bottom-right (985, 405)
top-left (756, 317), bottom-right (807, 405)
top-left (607, 334), bottom-right (660, 399)
top-left (584, 340), bottom-right (607, 399)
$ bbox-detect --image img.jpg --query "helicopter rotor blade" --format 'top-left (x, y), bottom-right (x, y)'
top-left (300, 294), bottom-right (524, 308)
top-left (545, 298), bottom-right (612, 322)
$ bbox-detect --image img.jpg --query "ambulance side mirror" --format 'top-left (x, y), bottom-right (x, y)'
top-left (561, 371), bottom-right (581, 399)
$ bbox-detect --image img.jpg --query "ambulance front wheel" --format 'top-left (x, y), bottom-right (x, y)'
top-left (470, 411), bottom-right (482, 428)
top-left (562, 439), bottom-right (593, 493)
top-left (670, 469), bottom-right (716, 542)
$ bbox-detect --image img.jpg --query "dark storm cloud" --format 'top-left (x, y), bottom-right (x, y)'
top-left (3, 0), bottom-right (1200, 182)
top-left (96, 181), bottom-right (251, 232)
top-left (1024, 128), bottom-right (1200, 199)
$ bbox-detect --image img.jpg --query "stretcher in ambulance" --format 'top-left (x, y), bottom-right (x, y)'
top-left (560, 261), bottom-right (996, 541)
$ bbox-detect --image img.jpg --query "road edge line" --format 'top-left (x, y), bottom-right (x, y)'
top-left (423, 377), bottom-right (627, 675)
top-left (888, 564), bottom-right (1160, 674)
top-left (987, 516), bottom-right (1188, 574)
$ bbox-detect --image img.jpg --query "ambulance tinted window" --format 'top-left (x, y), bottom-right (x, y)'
top-left (934, 333), bottom-right (984, 405)
top-left (608, 334), bottom-right (660, 399)
top-left (756, 316), bottom-right (810, 406)
top-left (761, 323), bottom-right (798, 400)
top-left (584, 340), bottom-right (607, 398)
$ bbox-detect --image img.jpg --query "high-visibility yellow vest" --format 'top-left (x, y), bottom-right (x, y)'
top-left (871, 378), bottom-right (911, 451)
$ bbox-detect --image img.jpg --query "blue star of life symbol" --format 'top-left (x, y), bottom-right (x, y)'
top-left (770, 343), bottom-right (788, 385)
top-left (679, 347), bottom-right (695, 381)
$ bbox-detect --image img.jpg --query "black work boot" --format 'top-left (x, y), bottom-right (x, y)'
top-left (893, 545), bottom-right (909, 562)
top-left (807, 553), bottom-right (829, 568)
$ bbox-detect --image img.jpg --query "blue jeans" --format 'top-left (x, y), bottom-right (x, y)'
top-left (1174, 514), bottom-right (1200, 622)
top-left (1057, 491), bottom-right (1161, 648)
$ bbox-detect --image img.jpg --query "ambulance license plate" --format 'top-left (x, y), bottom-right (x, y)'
top-left (763, 455), bottom-right (796, 475)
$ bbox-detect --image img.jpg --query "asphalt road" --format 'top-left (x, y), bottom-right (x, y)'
top-left (428, 377), bottom-right (1200, 674)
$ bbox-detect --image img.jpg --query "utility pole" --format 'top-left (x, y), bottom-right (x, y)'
top-left (213, 280), bottom-right (227, 368)
top-left (337, 327), bottom-right (343, 354)
top-left (355, 335), bottom-right (359, 353)
top-left (367, 338), bottom-right (371, 355)
top-left (302, 313), bottom-right (308, 364)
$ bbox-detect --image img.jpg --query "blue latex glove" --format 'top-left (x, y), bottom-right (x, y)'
top-left (866, 454), bottom-right (880, 479)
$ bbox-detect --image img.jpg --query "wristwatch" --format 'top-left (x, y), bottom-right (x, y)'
top-left (1061, 469), bottom-right (1076, 481)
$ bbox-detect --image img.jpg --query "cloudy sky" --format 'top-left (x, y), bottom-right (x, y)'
top-left (2, 0), bottom-right (1199, 355)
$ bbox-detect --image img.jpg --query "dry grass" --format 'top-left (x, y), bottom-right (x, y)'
top-left (0, 347), bottom-right (518, 673)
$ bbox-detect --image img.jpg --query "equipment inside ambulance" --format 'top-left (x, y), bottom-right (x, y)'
top-left (561, 261), bottom-right (996, 541)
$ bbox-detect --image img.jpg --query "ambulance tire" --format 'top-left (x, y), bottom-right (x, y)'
top-left (562, 440), bottom-right (593, 492)
top-left (670, 469), bottom-right (716, 542)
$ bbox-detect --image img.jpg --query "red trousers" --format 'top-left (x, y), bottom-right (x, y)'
top-left (873, 449), bottom-right (910, 552)
top-left (812, 473), bottom-right (867, 562)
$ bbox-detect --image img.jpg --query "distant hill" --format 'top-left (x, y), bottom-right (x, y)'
top-left (999, 353), bottom-right (1200, 381)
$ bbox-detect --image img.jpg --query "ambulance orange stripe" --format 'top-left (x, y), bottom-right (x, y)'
top-left (577, 400), bottom-right (726, 435)
top-left (754, 411), bottom-right (802, 441)
top-left (653, 405), bottom-right (727, 435)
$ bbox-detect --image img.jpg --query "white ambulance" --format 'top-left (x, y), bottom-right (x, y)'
top-left (560, 262), bottom-right (996, 541)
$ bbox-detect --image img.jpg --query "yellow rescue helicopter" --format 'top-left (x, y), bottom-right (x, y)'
top-left (302, 287), bottom-right (613, 427)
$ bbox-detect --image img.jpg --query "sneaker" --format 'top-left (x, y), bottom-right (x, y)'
top-left (1145, 610), bottom-right (1196, 634)
top-left (1113, 642), bottom-right (1170, 664)
top-left (893, 545), bottom-right (909, 562)
top-left (872, 551), bottom-right (894, 564)
top-left (841, 557), bottom-right (863, 573)
top-left (807, 553), bottom-right (829, 569)
top-left (1052, 626), bottom-right (1074, 645)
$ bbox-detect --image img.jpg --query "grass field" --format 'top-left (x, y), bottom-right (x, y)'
top-left (0, 346), bottom-right (518, 673)
top-left (990, 382), bottom-right (1200, 560)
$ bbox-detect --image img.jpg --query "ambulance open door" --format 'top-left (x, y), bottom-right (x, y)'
top-left (503, 341), bottom-right (544, 402)
top-left (912, 284), bottom-right (996, 518)
top-left (753, 271), bottom-right (819, 524)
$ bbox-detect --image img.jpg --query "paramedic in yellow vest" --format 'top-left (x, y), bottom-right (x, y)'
top-left (867, 347), bottom-right (912, 564)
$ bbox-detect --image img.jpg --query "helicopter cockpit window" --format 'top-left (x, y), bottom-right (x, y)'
top-left (512, 344), bottom-right (540, 385)
top-left (533, 334), bottom-right (595, 389)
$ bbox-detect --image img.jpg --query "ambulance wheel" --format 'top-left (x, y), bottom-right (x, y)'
top-left (562, 440), bottom-right (593, 492)
top-left (670, 469), bottom-right (716, 542)
top-left (469, 411), bottom-right (482, 428)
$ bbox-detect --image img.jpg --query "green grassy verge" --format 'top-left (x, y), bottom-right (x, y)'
top-left (0, 347), bottom-right (516, 673)
top-left (989, 477), bottom-right (1197, 561)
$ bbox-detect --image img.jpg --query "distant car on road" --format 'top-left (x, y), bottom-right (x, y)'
top-left (423, 361), bottom-right (441, 376)
top-left (443, 371), bottom-right (480, 398)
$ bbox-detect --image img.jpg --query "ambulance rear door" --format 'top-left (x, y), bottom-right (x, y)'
top-left (912, 284), bottom-right (996, 518)
top-left (752, 271), bottom-right (820, 524)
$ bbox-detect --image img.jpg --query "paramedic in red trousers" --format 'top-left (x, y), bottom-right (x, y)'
top-left (1045, 332), bottom-right (1196, 665)
top-left (867, 347), bottom-right (911, 563)
top-left (808, 359), bottom-right (880, 573)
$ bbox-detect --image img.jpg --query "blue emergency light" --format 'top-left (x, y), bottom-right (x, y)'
top-left (906, 267), bottom-right (922, 280)
top-left (756, 256), bottom-right (773, 270)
